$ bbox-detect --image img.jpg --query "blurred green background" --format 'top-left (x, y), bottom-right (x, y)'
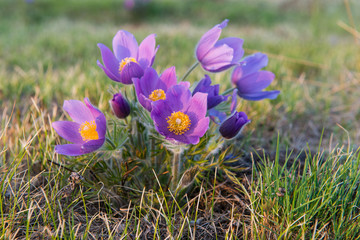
top-left (0, 0), bottom-right (359, 150)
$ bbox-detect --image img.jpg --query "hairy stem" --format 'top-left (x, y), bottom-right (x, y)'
top-left (171, 147), bottom-right (182, 191)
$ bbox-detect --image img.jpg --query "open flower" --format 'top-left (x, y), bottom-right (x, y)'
top-left (133, 67), bottom-right (189, 112)
top-left (192, 75), bottom-right (228, 109)
top-left (196, 19), bottom-right (244, 72)
top-left (219, 111), bottom-right (250, 139)
top-left (232, 52), bottom-right (280, 101)
top-left (97, 30), bottom-right (159, 84)
top-left (151, 85), bottom-right (209, 145)
top-left (52, 98), bottom-right (106, 156)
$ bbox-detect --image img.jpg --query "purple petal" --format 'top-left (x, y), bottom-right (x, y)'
top-left (139, 67), bottom-right (160, 96)
top-left (112, 30), bottom-right (138, 60)
top-left (97, 43), bottom-right (121, 80)
top-left (189, 117), bottom-right (209, 138)
top-left (196, 19), bottom-right (229, 61)
top-left (52, 121), bottom-right (83, 144)
top-left (208, 109), bottom-right (227, 124)
top-left (63, 100), bottom-right (94, 124)
top-left (238, 90), bottom-right (280, 101)
top-left (151, 99), bottom-right (174, 134)
top-left (82, 138), bottom-right (105, 153)
top-left (138, 34), bottom-right (157, 68)
top-left (232, 53), bottom-right (268, 84)
top-left (139, 93), bottom-right (153, 112)
top-left (216, 37), bottom-right (244, 63)
top-left (200, 44), bottom-right (234, 72)
top-left (165, 85), bottom-right (191, 112)
top-left (120, 62), bottom-right (144, 84)
top-left (159, 66), bottom-right (177, 89)
top-left (236, 71), bottom-right (275, 93)
top-left (95, 114), bottom-right (107, 138)
top-left (179, 81), bottom-right (190, 88)
top-left (97, 60), bottom-right (121, 82)
top-left (55, 144), bottom-right (84, 156)
top-left (185, 92), bottom-right (208, 119)
top-left (84, 98), bottom-right (102, 119)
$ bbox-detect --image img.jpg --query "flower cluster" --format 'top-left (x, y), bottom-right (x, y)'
top-left (52, 19), bottom-right (279, 156)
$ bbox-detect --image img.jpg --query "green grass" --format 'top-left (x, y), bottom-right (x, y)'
top-left (1, 0), bottom-right (360, 238)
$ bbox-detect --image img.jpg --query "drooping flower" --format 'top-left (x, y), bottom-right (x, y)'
top-left (196, 19), bottom-right (244, 73)
top-left (151, 85), bottom-right (209, 145)
top-left (232, 52), bottom-right (280, 101)
top-left (133, 67), bottom-right (189, 112)
top-left (209, 89), bottom-right (238, 124)
top-left (110, 92), bottom-right (130, 119)
top-left (97, 30), bottom-right (159, 84)
top-left (192, 75), bottom-right (228, 110)
top-left (219, 111), bottom-right (250, 139)
top-left (52, 98), bottom-right (106, 156)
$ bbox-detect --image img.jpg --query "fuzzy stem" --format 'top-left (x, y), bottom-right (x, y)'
top-left (180, 61), bottom-right (199, 82)
top-left (171, 147), bottom-right (182, 191)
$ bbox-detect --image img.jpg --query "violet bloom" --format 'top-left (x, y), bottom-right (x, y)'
top-left (196, 19), bottom-right (244, 72)
top-left (110, 92), bottom-right (130, 119)
top-left (52, 98), bottom-right (106, 156)
top-left (219, 111), bottom-right (250, 139)
top-left (192, 75), bottom-right (227, 109)
top-left (133, 67), bottom-right (189, 112)
top-left (97, 30), bottom-right (159, 84)
top-left (151, 85), bottom-right (209, 145)
top-left (209, 89), bottom-right (238, 124)
top-left (232, 52), bottom-right (280, 101)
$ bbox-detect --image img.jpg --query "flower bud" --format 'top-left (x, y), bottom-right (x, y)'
top-left (219, 111), bottom-right (250, 139)
top-left (110, 92), bottom-right (130, 119)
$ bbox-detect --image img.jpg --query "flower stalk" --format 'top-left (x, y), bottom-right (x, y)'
top-left (171, 146), bottom-right (183, 191)
top-left (180, 61), bottom-right (199, 82)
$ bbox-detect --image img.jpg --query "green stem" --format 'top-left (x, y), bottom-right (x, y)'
top-left (222, 87), bottom-right (236, 96)
top-left (106, 137), bottom-right (116, 150)
top-left (180, 61), bottom-right (199, 82)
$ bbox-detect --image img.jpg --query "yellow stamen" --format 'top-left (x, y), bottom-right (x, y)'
top-left (119, 57), bottom-right (137, 73)
top-left (149, 89), bottom-right (166, 101)
top-left (79, 121), bottom-right (99, 141)
top-left (167, 111), bottom-right (191, 135)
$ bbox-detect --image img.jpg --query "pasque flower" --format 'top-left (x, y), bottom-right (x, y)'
top-left (151, 84), bottom-right (209, 145)
top-left (232, 52), bottom-right (280, 101)
top-left (133, 67), bottom-right (190, 112)
top-left (97, 30), bottom-right (159, 84)
top-left (196, 19), bottom-right (244, 72)
top-left (110, 92), bottom-right (130, 119)
top-left (192, 75), bottom-right (228, 109)
top-left (219, 111), bottom-right (250, 139)
top-left (52, 98), bottom-right (106, 156)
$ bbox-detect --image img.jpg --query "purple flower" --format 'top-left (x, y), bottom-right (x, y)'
top-left (232, 53), bottom-right (280, 101)
top-left (52, 98), bottom-right (106, 156)
top-left (97, 30), bottom-right (159, 84)
top-left (209, 89), bottom-right (238, 124)
top-left (192, 75), bottom-right (228, 110)
top-left (196, 19), bottom-right (244, 73)
top-left (133, 67), bottom-right (190, 112)
top-left (151, 85), bottom-right (210, 145)
top-left (219, 111), bottom-right (250, 139)
top-left (110, 92), bottom-right (130, 119)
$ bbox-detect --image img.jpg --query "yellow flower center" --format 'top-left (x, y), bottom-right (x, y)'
top-left (119, 57), bottom-right (137, 73)
top-left (148, 89), bottom-right (166, 101)
top-left (79, 121), bottom-right (99, 142)
top-left (167, 111), bottom-right (191, 135)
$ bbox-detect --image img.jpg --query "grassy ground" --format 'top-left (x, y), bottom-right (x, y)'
top-left (1, 0), bottom-right (360, 238)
